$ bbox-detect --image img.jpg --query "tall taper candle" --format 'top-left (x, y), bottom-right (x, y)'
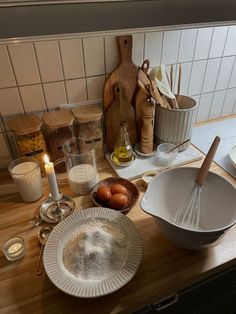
top-left (44, 154), bottom-right (60, 200)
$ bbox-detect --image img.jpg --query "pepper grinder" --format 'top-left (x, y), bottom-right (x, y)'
top-left (140, 100), bottom-right (155, 154)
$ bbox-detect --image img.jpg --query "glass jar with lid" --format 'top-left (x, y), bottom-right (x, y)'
top-left (72, 104), bottom-right (104, 163)
top-left (42, 110), bottom-right (74, 167)
top-left (7, 114), bottom-right (47, 170)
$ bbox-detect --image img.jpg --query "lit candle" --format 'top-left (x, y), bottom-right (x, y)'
top-left (2, 237), bottom-right (25, 261)
top-left (44, 154), bottom-right (60, 201)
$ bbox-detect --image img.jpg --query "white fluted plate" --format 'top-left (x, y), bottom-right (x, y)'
top-left (43, 207), bottom-right (143, 298)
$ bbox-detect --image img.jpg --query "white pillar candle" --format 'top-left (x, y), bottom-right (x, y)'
top-left (44, 154), bottom-right (60, 201)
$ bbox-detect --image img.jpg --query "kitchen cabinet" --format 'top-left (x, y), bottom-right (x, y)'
top-left (1, 0), bottom-right (236, 39)
top-left (135, 265), bottom-right (236, 313)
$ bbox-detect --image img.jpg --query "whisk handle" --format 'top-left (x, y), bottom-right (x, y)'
top-left (195, 136), bottom-right (221, 186)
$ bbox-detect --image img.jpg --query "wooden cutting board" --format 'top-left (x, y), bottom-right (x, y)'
top-left (105, 82), bottom-right (137, 152)
top-left (103, 35), bottom-right (138, 112)
top-left (135, 59), bottom-right (150, 142)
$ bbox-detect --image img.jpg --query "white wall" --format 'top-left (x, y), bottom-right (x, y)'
top-left (1, 23), bottom-right (236, 168)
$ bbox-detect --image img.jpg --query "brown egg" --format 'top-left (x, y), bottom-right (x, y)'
top-left (97, 185), bottom-right (112, 202)
top-left (108, 193), bottom-right (128, 209)
top-left (110, 184), bottom-right (128, 195)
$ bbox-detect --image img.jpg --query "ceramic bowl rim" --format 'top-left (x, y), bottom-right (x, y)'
top-left (229, 144), bottom-right (236, 167)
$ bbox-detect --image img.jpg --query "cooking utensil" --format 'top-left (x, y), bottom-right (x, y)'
top-left (172, 136), bottom-right (220, 230)
top-left (36, 226), bottom-right (53, 275)
top-left (103, 35), bottom-right (138, 112)
top-left (135, 59), bottom-right (150, 141)
top-left (105, 82), bottom-right (136, 152)
top-left (138, 69), bottom-right (166, 107)
top-left (177, 63), bottom-right (182, 97)
top-left (169, 139), bottom-right (190, 152)
top-left (149, 65), bottom-right (179, 109)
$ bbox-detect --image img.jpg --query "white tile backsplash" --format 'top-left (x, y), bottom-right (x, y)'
top-left (194, 27), bottom-right (213, 60)
top-left (0, 45), bottom-right (16, 88)
top-left (228, 58), bottom-right (236, 88)
top-left (87, 76), bottom-right (105, 100)
top-left (188, 60), bottom-right (207, 95)
top-left (196, 93), bottom-right (213, 122)
top-left (83, 37), bottom-right (105, 76)
top-left (34, 41), bottom-right (63, 82)
top-left (161, 30), bottom-right (181, 65)
top-left (43, 81), bottom-right (67, 110)
top-left (19, 85), bottom-right (46, 113)
top-left (144, 31), bottom-right (163, 66)
top-left (65, 79), bottom-right (87, 103)
top-left (105, 36), bottom-right (119, 74)
top-left (224, 25), bottom-right (236, 56)
top-left (178, 29), bottom-right (197, 63)
top-left (8, 43), bottom-right (41, 85)
top-left (59, 39), bottom-right (85, 79)
top-left (1, 23), bottom-right (236, 167)
top-left (215, 56), bottom-right (235, 90)
top-left (209, 90), bottom-right (227, 119)
top-left (132, 33), bottom-right (144, 66)
top-left (209, 26), bottom-right (228, 59)
top-left (221, 88), bottom-right (236, 116)
top-left (0, 88), bottom-right (24, 116)
top-left (202, 58), bottom-right (221, 93)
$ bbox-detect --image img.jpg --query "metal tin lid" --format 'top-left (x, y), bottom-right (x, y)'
top-left (7, 114), bottom-right (43, 135)
top-left (72, 105), bottom-right (102, 122)
top-left (42, 110), bottom-right (74, 128)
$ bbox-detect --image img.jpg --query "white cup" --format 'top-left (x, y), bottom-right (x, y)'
top-left (8, 157), bottom-right (43, 202)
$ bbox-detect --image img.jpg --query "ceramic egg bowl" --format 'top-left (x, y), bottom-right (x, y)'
top-left (140, 167), bottom-right (236, 250)
top-left (90, 177), bottom-right (140, 214)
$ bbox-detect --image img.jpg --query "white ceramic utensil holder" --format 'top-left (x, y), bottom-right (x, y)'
top-left (154, 95), bottom-right (198, 151)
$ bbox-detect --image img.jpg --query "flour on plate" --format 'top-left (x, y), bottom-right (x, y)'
top-left (63, 219), bottom-right (127, 280)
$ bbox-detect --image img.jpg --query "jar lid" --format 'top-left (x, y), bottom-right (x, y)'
top-left (7, 114), bottom-right (42, 135)
top-left (72, 105), bottom-right (102, 122)
top-left (43, 110), bottom-right (74, 128)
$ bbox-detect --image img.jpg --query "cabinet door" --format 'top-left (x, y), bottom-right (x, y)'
top-left (135, 265), bottom-right (236, 314)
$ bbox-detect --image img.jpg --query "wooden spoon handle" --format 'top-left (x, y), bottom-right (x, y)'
top-left (117, 35), bottom-right (133, 63)
top-left (195, 136), bottom-right (221, 186)
top-left (141, 59), bottom-right (150, 74)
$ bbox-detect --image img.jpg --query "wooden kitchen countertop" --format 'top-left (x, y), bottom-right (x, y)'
top-left (0, 152), bottom-right (236, 314)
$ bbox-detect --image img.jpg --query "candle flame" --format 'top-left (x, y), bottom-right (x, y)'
top-left (44, 154), bottom-right (50, 164)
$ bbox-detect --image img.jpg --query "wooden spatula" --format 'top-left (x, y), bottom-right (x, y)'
top-left (103, 35), bottom-right (138, 112)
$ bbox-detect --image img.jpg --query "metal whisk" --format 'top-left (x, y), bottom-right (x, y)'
top-left (172, 136), bottom-right (221, 230)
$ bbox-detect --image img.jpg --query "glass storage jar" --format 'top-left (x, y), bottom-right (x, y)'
top-left (42, 110), bottom-right (74, 169)
top-left (72, 104), bottom-right (104, 162)
top-left (7, 115), bottom-right (47, 170)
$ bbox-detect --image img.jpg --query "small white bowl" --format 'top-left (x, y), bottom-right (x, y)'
top-left (140, 167), bottom-right (236, 250)
top-left (156, 143), bottom-right (178, 166)
top-left (229, 144), bottom-right (236, 168)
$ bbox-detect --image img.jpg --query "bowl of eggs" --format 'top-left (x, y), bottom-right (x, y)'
top-left (90, 177), bottom-right (140, 214)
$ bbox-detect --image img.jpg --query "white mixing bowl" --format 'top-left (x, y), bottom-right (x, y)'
top-left (140, 167), bottom-right (236, 250)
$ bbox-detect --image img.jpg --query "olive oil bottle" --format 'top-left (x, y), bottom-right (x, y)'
top-left (113, 121), bottom-right (133, 164)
